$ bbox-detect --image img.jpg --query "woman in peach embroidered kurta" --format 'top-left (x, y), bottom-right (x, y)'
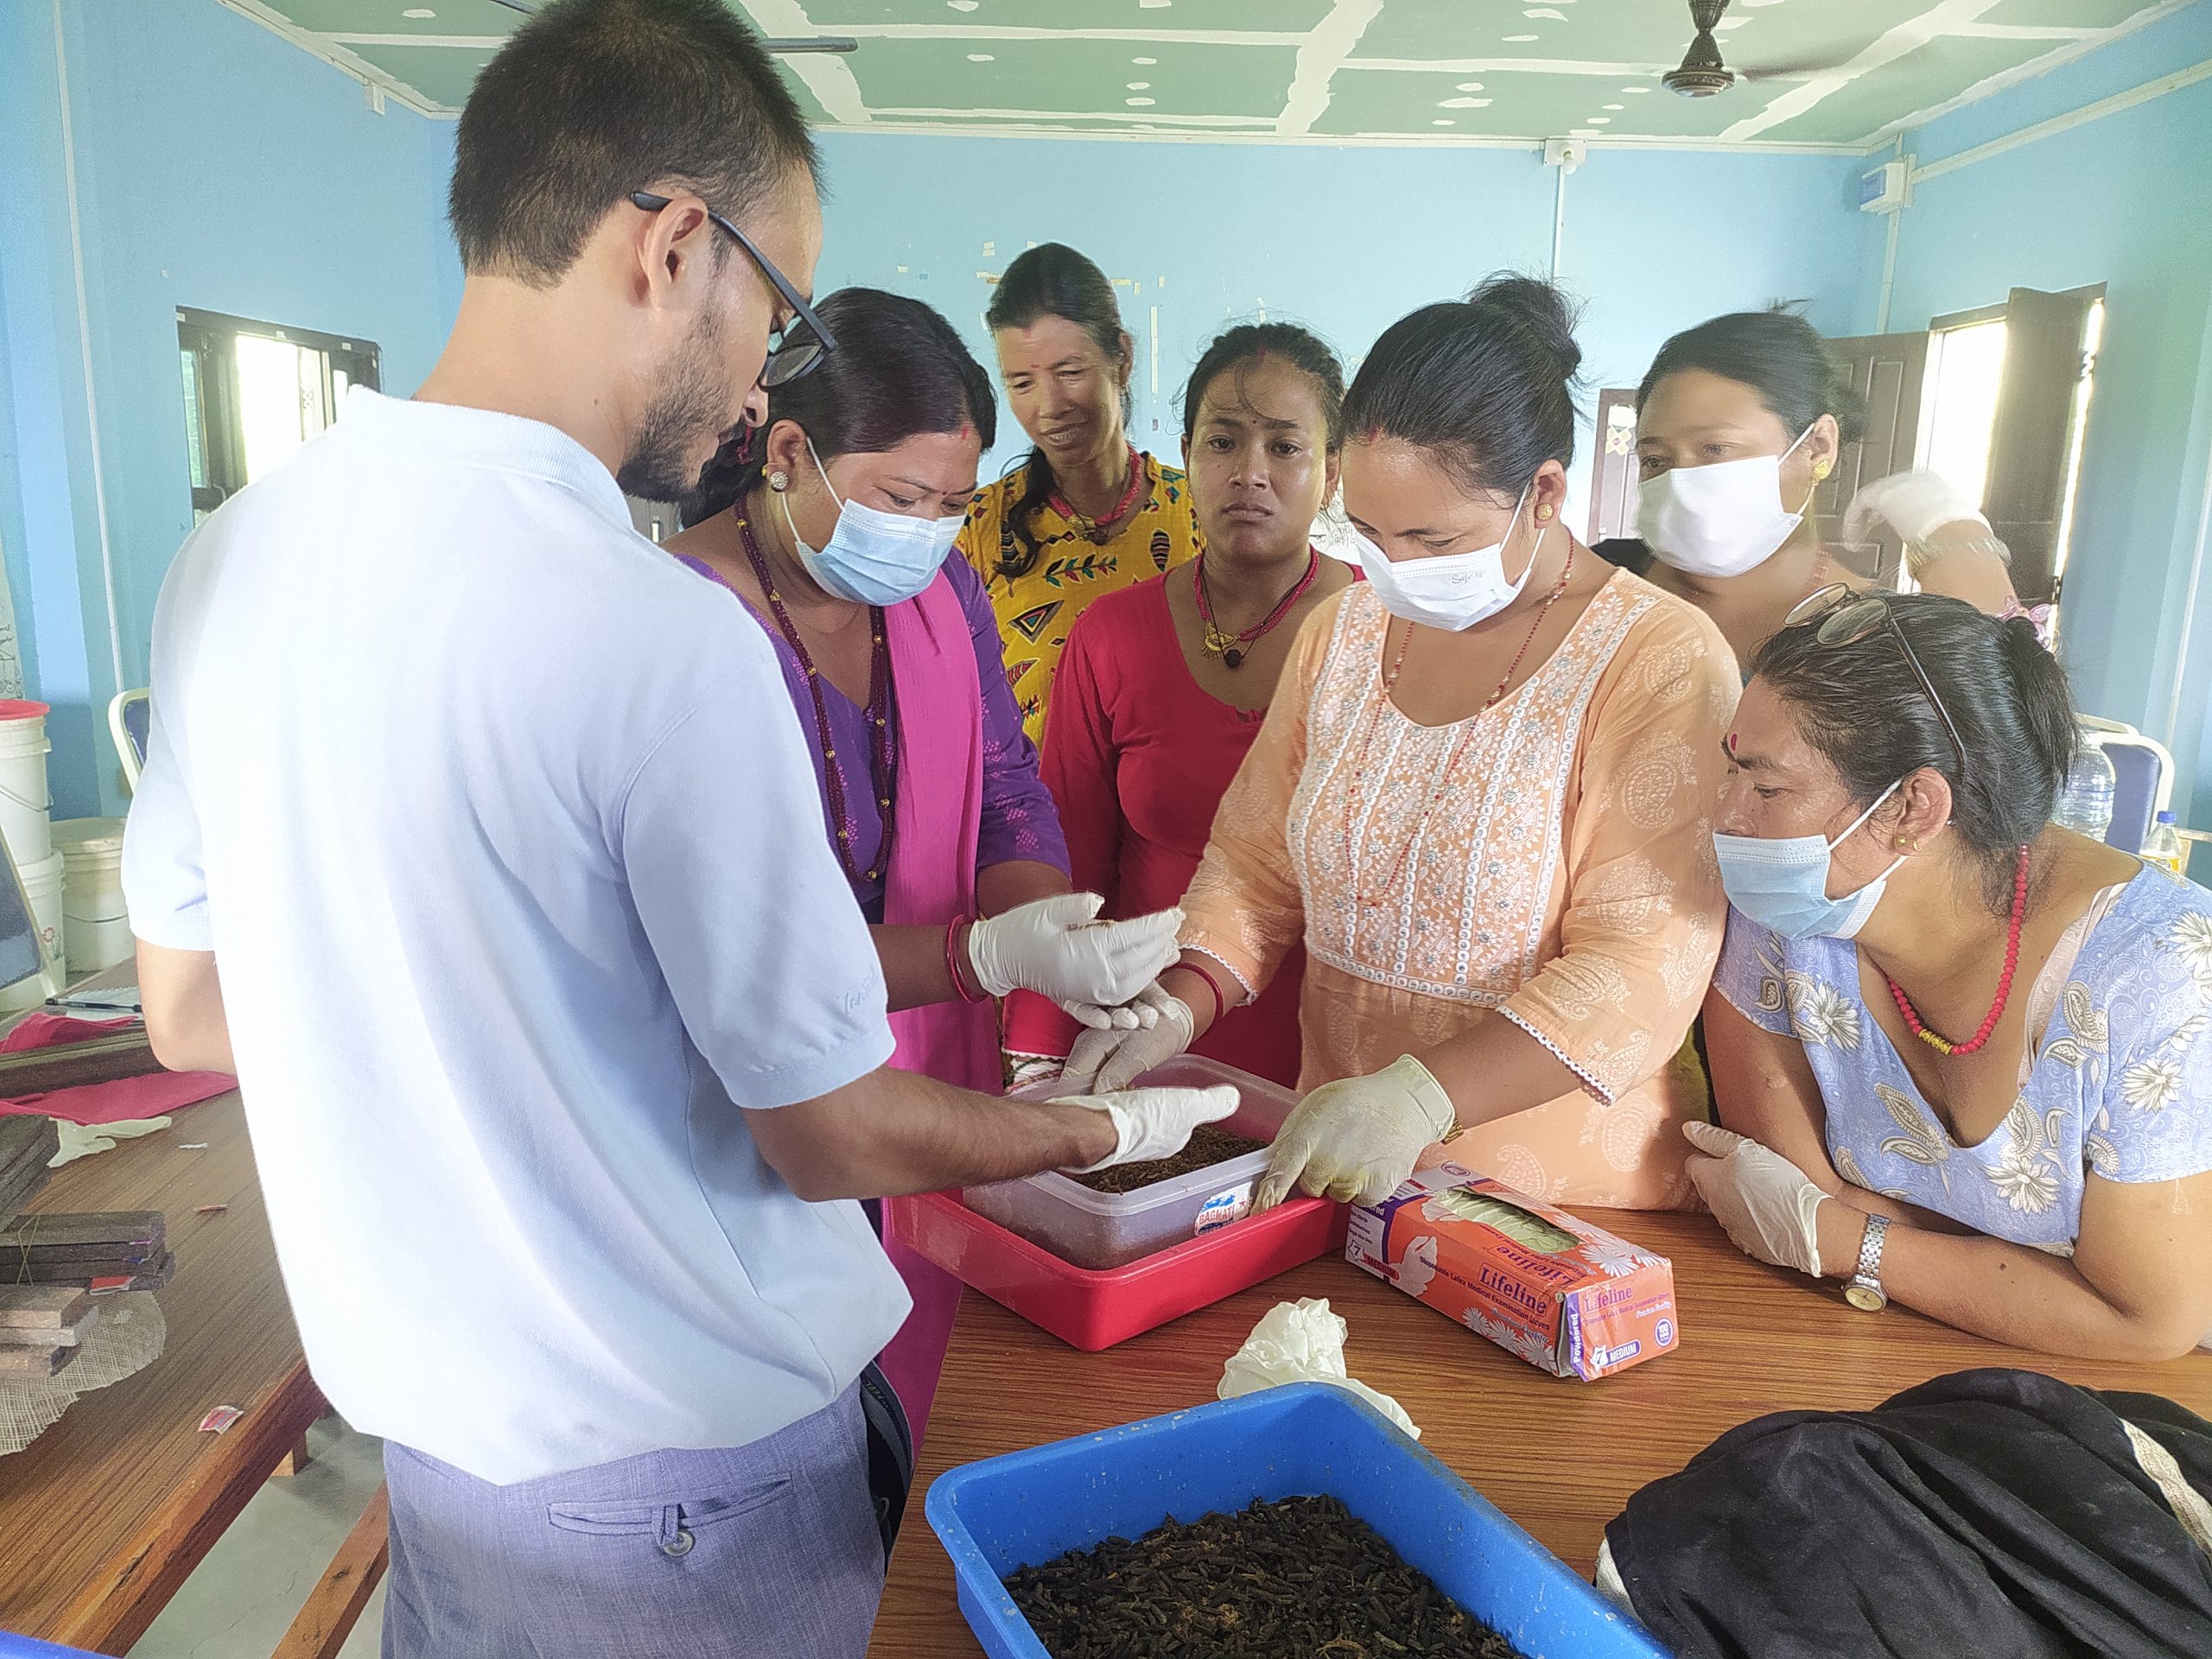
top-left (1180, 568), bottom-right (1735, 1208)
top-left (1059, 276), bottom-right (1738, 1211)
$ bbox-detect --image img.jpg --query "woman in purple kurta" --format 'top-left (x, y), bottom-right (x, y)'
top-left (665, 290), bottom-right (1095, 1446)
top-left (684, 552), bottom-right (1067, 927)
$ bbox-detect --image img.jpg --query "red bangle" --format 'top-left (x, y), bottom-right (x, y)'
top-left (1179, 958), bottom-right (1228, 1027)
top-left (947, 917), bottom-right (988, 1004)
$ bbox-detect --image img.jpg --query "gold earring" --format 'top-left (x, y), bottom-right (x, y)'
top-left (1895, 833), bottom-right (1918, 853)
top-left (1813, 459), bottom-right (1832, 481)
top-left (1535, 503), bottom-right (1554, 522)
top-left (767, 470), bottom-right (790, 493)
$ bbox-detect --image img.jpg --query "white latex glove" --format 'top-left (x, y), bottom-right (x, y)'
top-left (1052, 1082), bottom-right (1238, 1174)
top-left (48, 1116), bottom-right (173, 1167)
top-left (1681, 1121), bottom-right (1827, 1278)
top-left (1840, 468), bottom-right (1989, 548)
top-left (1218, 1297), bottom-right (1421, 1440)
top-left (964, 893), bottom-right (1183, 1029)
top-left (1255, 1055), bottom-right (1456, 1211)
top-left (1057, 982), bottom-right (1194, 1095)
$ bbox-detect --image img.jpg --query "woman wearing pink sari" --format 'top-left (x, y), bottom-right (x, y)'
top-left (668, 290), bottom-right (1180, 1440)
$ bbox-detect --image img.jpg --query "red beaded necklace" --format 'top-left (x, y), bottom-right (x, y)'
top-left (1049, 445), bottom-right (1145, 544)
top-left (735, 513), bottom-right (898, 891)
top-left (1194, 549), bottom-right (1319, 669)
top-left (1885, 844), bottom-right (2032, 1058)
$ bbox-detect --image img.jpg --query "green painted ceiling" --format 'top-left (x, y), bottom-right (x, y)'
top-left (241, 0), bottom-right (2188, 149)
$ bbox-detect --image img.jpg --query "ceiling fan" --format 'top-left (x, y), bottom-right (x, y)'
top-left (481, 0), bottom-right (856, 51)
top-left (1661, 0), bottom-right (1850, 98)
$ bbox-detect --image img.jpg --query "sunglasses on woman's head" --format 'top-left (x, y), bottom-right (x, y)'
top-left (1782, 583), bottom-right (1968, 779)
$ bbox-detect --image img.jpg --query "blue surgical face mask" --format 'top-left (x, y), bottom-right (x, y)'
top-left (780, 432), bottom-right (962, 606)
top-left (1713, 781), bottom-right (1908, 941)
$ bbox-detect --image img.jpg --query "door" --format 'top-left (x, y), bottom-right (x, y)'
top-left (1819, 330), bottom-right (1929, 585)
top-left (1586, 389), bottom-right (1640, 545)
top-left (1982, 285), bottom-right (2101, 607)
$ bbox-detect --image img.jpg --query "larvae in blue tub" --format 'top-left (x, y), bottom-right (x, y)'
top-left (1002, 1493), bottom-right (1528, 1657)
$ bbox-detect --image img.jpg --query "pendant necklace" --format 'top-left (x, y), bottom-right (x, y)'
top-left (1195, 549), bottom-right (1320, 670)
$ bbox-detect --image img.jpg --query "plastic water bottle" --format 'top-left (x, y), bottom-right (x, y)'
top-left (2142, 810), bottom-right (2186, 876)
top-left (2051, 735), bottom-right (2117, 843)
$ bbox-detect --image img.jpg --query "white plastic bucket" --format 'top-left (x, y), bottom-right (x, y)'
top-left (54, 817), bottom-right (130, 976)
top-left (0, 849), bottom-right (66, 1012)
top-left (0, 701), bottom-right (52, 871)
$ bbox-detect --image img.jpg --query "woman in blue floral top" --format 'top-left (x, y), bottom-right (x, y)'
top-left (1688, 587), bottom-right (2212, 1358)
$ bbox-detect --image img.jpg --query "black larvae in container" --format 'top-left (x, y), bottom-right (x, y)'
top-left (1002, 1493), bottom-right (1528, 1658)
top-left (1067, 1122), bottom-right (1265, 1196)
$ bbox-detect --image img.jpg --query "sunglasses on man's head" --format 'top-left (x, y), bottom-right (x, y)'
top-left (628, 192), bottom-right (834, 389)
top-left (1783, 582), bottom-right (1968, 780)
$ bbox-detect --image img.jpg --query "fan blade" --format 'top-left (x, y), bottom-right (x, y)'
top-left (1736, 59), bottom-right (1856, 82)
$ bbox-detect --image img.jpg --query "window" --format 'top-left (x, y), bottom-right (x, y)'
top-left (1922, 311), bottom-right (2009, 512)
top-left (1916, 286), bottom-right (2103, 625)
top-left (178, 309), bottom-right (380, 523)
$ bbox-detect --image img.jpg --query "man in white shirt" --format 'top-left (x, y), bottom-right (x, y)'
top-left (123, 3), bottom-right (1229, 1654)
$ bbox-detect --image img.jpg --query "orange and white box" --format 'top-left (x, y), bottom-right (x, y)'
top-left (1346, 1162), bottom-right (1679, 1380)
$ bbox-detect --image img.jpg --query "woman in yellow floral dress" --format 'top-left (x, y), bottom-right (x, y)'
top-left (959, 243), bottom-right (1202, 747)
top-left (1062, 277), bottom-right (1738, 1212)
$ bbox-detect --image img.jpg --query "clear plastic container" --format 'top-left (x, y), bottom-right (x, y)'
top-left (963, 1055), bottom-right (1299, 1269)
top-left (2143, 810), bottom-right (2186, 876)
top-left (2052, 733), bottom-right (2117, 842)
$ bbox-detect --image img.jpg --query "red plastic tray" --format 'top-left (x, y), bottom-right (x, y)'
top-left (885, 1189), bottom-right (1350, 1351)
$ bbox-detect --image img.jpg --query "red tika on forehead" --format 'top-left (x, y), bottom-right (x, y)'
top-left (1725, 730), bottom-right (1740, 756)
top-left (1363, 423), bottom-right (1382, 443)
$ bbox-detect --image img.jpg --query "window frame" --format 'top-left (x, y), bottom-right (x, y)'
top-left (176, 308), bottom-right (381, 518)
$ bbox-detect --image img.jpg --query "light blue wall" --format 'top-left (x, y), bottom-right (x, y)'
top-left (1879, 1), bottom-right (2212, 857)
top-left (808, 130), bottom-right (1879, 509)
top-left (0, 0), bottom-right (456, 817)
top-left (10, 0), bottom-right (2208, 856)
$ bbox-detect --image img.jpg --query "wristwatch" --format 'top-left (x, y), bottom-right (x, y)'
top-left (1844, 1213), bottom-right (1891, 1312)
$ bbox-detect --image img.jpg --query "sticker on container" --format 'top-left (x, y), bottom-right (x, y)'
top-left (1195, 1182), bottom-right (1255, 1236)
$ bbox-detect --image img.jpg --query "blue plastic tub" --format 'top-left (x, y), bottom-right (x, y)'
top-left (0, 1637), bottom-right (100, 1657)
top-left (925, 1381), bottom-right (1665, 1659)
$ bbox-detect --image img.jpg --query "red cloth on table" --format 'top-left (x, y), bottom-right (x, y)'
top-left (0, 1014), bottom-right (232, 1123)
top-left (1004, 572), bottom-right (1305, 1088)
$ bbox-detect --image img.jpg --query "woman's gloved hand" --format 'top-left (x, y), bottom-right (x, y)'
top-left (1840, 468), bottom-right (1990, 549)
top-left (1255, 1055), bottom-right (1457, 1211)
top-left (1681, 1121), bottom-right (1828, 1277)
top-left (965, 893), bottom-right (1183, 1028)
top-left (1052, 1083), bottom-right (1240, 1173)
top-left (1057, 982), bottom-right (1194, 1095)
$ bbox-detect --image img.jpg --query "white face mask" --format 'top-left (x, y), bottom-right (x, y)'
top-left (1638, 425), bottom-right (1814, 579)
top-left (1353, 483), bottom-right (1539, 632)
top-left (780, 432), bottom-right (963, 607)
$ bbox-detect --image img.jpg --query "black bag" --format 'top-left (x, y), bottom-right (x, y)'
top-left (858, 1360), bottom-right (913, 1565)
top-left (1606, 1367), bottom-right (2212, 1658)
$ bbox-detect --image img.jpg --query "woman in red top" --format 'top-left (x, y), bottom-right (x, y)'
top-left (1005, 324), bottom-right (1356, 1087)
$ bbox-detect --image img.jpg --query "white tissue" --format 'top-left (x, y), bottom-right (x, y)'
top-left (1217, 1296), bottom-right (1421, 1440)
top-left (48, 1116), bottom-right (173, 1167)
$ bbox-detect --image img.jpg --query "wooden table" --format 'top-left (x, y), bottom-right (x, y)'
top-left (0, 1093), bottom-right (324, 1655)
top-left (867, 1210), bottom-right (2212, 1655)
